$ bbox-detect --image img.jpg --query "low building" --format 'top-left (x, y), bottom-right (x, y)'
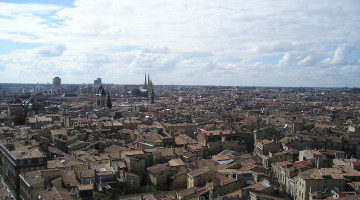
top-left (147, 163), bottom-right (171, 190)
top-left (187, 168), bottom-right (214, 188)
top-left (0, 140), bottom-right (47, 199)
top-left (254, 139), bottom-right (281, 157)
top-left (295, 168), bottom-right (353, 200)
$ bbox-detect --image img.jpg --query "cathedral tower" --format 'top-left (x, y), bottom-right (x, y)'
top-left (144, 73), bottom-right (147, 87)
top-left (96, 84), bottom-right (106, 108)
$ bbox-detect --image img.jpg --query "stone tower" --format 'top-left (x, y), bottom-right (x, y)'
top-left (147, 76), bottom-right (155, 104)
top-left (96, 84), bottom-right (106, 108)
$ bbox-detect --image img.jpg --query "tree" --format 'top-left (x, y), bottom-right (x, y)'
top-left (144, 184), bottom-right (156, 193)
top-left (107, 91), bottom-right (112, 109)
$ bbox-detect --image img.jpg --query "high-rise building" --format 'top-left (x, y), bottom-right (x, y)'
top-left (1, 89), bottom-right (6, 96)
top-left (94, 78), bottom-right (102, 85)
top-left (52, 77), bottom-right (61, 93)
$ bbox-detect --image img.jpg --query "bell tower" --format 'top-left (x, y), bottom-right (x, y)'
top-left (96, 84), bottom-right (106, 108)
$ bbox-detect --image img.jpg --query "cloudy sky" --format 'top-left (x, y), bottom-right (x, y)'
top-left (0, 0), bottom-right (359, 87)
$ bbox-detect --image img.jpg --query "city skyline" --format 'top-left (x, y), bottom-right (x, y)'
top-left (0, 0), bottom-right (360, 87)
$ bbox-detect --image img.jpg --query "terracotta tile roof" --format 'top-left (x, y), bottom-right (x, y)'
top-left (37, 187), bottom-right (73, 200)
top-left (201, 129), bottom-right (234, 136)
top-left (188, 144), bottom-right (203, 151)
top-left (273, 161), bottom-right (292, 169)
top-left (22, 170), bottom-right (43, 185)
top-left (249, 191), bottom-right (286, 200)
top-left (216, 162), bottom-right (241, 170)
top-left (143, 194), bottom-right (157, 200)
top-left (93, 153), bottom-right (110, 161)
top-left (91, 164), bottom-right (112, 172)
top-left (47, 160), bottom-right (64, 169)
top-left (107, 152), bottom-right (120, 159)
top-left (340, 165), bottom-right (360, 177)
top-left (169, 158), bottom-right (185, 167)
top-left (48, 156), bottom-right (85, 169)
top-left (77, 184), bottom-right (93, 191)
top-left (11, 146), bottom-right (46, 159)
top-left (221, 177), bottom-right (237, 186)
top-left (293, 159), bottom-right (314, 167)
top-left (103, 144), bottom-right (128, 153)
top-left (175, 134), bottom-right (196, 145)
top-left (122, 150), bottom-right (144, 157)
top-left (161, 148), bottom-right (176, 157)
top-left (60, 170), bottom-right (79, 187)
top-left (187, 168), bottom-right (210, 178)
top-left (261, 139), bottom-right (273, 145)
top-left (177, 187), bottom-right (206, 198)
top-left (76, 169), bottom-right (94, 178)
top-left (117, 161), bottom-right (127, 169)
top-left (352, 161), bottom-right (360, 167)
top-left (147, 163), bottom-right (170, 174)
top-left (299, 168), bottom-right (347, 180)
top-left (243, 182), bottom-right (268, 191)
top-left (221, 189), bottom-right (242, 198)
top-left (212, 155), bottom-right (231, 161)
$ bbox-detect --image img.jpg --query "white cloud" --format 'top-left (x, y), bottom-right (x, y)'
top-left (36, 45), bottom-right (67, 57)
top-left (278, 53), bottom-right (291, 67)
top-left (322, 45), bottom-right (355, 65)
top-left (0, 0), bottom-right (359, 87)
top-left (298, 55), bottom-right (313, 66)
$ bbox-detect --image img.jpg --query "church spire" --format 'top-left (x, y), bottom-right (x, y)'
top-left (144, 73), bottom-right (147, 86)
top-left (107, 91), bottom-right (112, 109)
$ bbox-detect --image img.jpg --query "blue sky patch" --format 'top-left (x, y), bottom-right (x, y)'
top-left (346, 49), bottom-right (360, 64)
top-left (255, 55), bottom-right (283, 65)
top-left (0, 0), bottom-right (74, 7)
top-left (114, 45), bottom-right (142, 52)
top-left (0, 40), bottom-right (43, 54)
top-left (217, 58), bottom-right (243, 63)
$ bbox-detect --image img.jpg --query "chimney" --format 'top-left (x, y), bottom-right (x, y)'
top-left (7, 143), bottom-right (15, 151)
top-left (316, 156), bottom-right (320, 169)
top-left (66, 182), bottom-right (70, 190)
